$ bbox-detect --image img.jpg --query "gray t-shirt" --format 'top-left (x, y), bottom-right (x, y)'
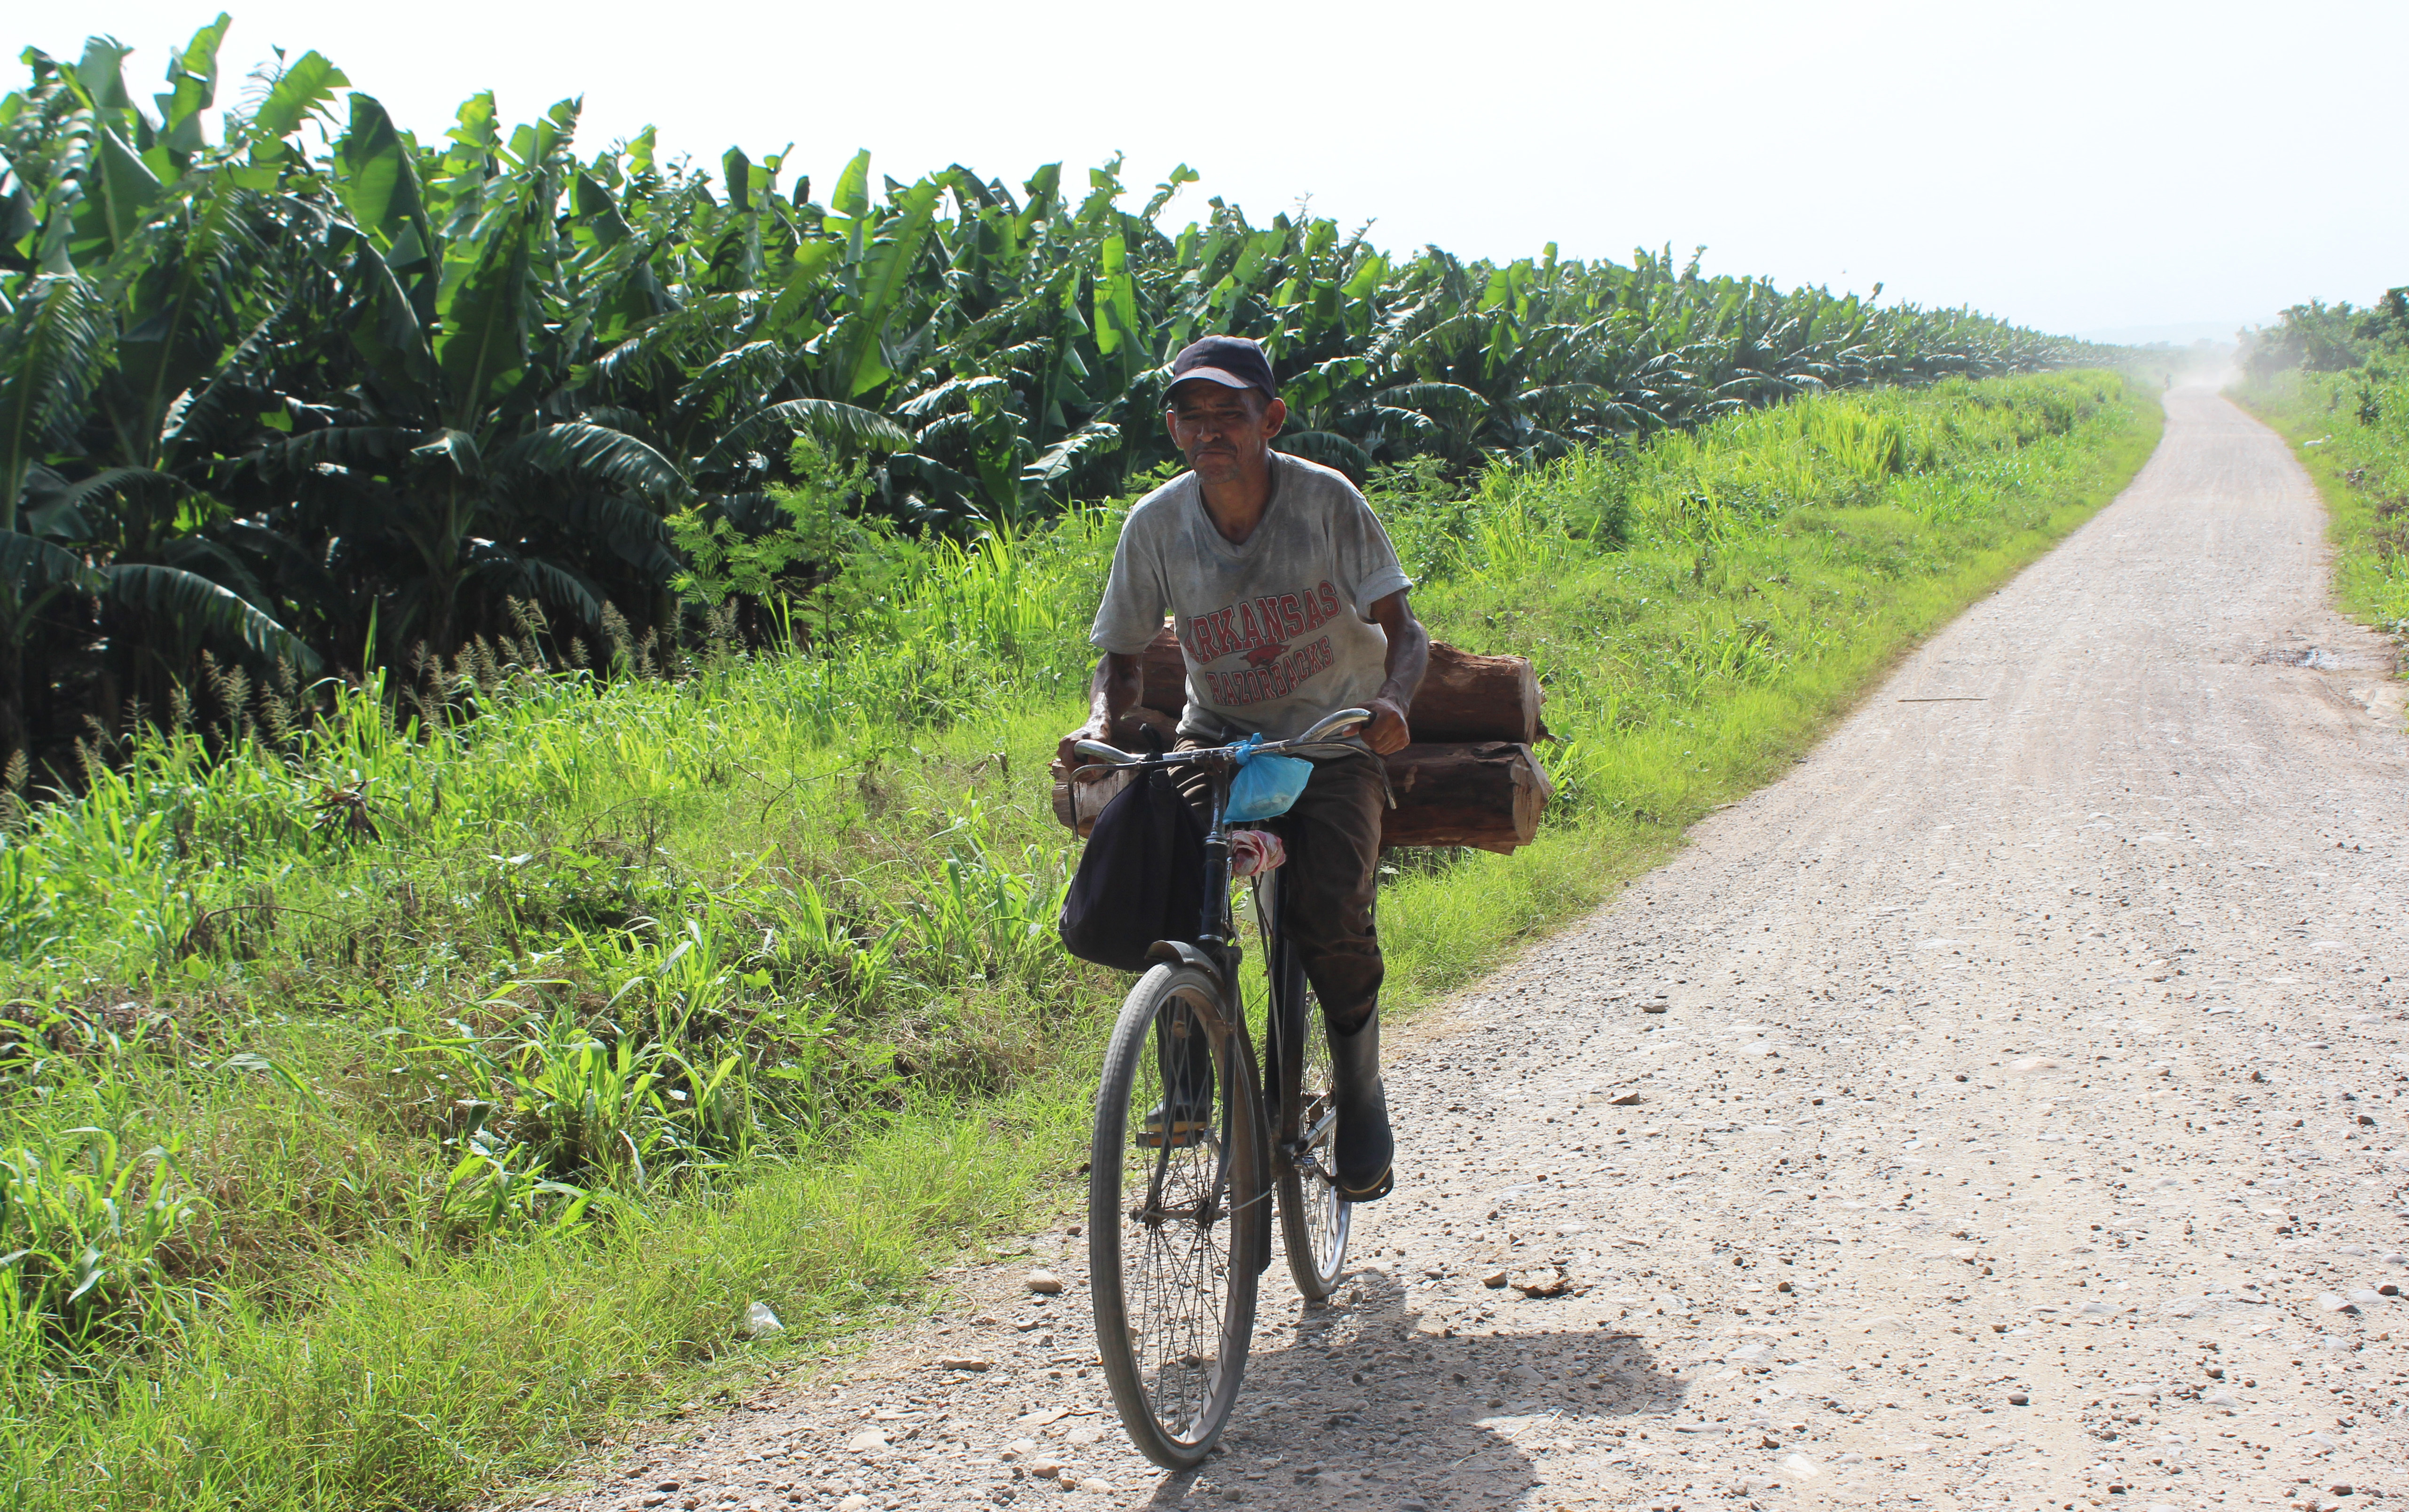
top-left (1090, 452), bottom-right (1413, 742)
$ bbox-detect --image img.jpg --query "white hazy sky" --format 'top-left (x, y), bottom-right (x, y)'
top-left (26, 1), bottom-right (2406, 342)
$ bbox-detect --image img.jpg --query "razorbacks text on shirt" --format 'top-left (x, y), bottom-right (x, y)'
top-left (1178, 581), bottom-right (1345, 707)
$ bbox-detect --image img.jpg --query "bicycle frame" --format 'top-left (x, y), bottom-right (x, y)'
top-left (1073, 710), bottom-right (1371, 1249)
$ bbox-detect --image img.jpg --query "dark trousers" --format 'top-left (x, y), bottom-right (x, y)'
top-left (1175, 743), bottom-right (1387, 1033)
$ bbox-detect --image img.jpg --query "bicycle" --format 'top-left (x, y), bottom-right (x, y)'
top-left (1072, 707), bottom-right (1372, 1468)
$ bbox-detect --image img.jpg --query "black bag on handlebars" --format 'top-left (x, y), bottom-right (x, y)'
top-left (1058, 769), bottom-right (1205, 973)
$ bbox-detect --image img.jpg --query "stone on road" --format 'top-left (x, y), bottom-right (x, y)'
top-left (516, 391), bottom-right (2406, 1509)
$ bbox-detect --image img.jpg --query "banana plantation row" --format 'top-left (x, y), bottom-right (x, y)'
top-left (0, 16), bottom-right (2112, 772)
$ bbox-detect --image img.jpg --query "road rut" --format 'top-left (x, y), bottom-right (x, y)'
top-left (532, 388), bottom-right (2408, 1512)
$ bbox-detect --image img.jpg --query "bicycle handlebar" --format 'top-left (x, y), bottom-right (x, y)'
top-left (1293, 706), bottom-right (1377, 746)
top-left (1072, 708), bottom-right (1375, 772)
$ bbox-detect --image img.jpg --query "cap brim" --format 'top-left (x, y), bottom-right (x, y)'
top-left (1167, 367), bottom-right (1264, 394)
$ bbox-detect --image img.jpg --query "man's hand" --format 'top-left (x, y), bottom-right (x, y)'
top-left (1362, 695), bottom-right (1412, 756)
top-left (1057, 651), bottom-right (1146, 774)
top-left (1056, 721), bottom-right (1111, 773)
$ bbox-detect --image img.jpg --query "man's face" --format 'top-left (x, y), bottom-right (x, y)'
top-left (1166, 381), bottom-right (1286, 485)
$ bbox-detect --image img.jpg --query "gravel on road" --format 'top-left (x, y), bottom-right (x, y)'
top-left (516, 389), bottom-right (2407, 1512)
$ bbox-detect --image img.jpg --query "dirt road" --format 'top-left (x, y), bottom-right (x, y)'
top-left (542, 388), bottom-right (2407, 1512)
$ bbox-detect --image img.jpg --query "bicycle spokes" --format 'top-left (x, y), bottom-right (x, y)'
top-left (1139, 1000), bottom-right (1218, 1150)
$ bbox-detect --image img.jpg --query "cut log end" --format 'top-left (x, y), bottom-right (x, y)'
top-left (1377, 741), bottom-right (1551, 855)
top-left (1408, 642), bottom-right (1547, 745)
top-left (1047, 709), bottom-right (1169, 837)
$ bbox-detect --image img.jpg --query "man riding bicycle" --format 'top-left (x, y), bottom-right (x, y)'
top-left (1057, 334), bottom-right (1429, 1204)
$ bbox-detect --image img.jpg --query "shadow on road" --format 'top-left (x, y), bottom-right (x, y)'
top-left (1136, 1269), bottom-right (1693, 1510)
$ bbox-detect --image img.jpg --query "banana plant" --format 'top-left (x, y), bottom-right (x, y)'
top-left (0, 20), bottom-right (2120, 776)
top-left (0, 27), bottom-right (328, 760)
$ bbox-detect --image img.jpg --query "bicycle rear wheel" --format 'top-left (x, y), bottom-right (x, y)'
top-left (1088, 963), bottom-right (1264, 1469)
top-left (1266, 904), bottom-right (1351, 1300)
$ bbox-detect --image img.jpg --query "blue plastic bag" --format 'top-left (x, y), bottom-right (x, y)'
top-left (1224, 735), bottom-right (1313, 823)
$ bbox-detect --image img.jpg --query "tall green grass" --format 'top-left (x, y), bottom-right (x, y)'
top-left (0, 371), bottom-right (2157, 1510)
top-left (2234, 363), bottom-right (2409, 637)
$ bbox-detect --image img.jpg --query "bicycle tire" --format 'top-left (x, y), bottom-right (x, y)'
top-left (1268, 920), bottom-right (1351, 1300)
top-left (1088, 962), bottom-right (1265, 1468)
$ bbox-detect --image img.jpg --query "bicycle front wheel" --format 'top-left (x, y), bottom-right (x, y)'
top-left (1088, 962), bottom-right (1264, 1469)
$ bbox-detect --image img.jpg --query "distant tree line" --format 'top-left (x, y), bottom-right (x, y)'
top-left (2242, 289), bottom-right (2409, 380)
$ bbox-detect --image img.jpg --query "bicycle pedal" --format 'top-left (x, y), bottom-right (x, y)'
top-left (1138, 1112), bottom-right (1209, 1149)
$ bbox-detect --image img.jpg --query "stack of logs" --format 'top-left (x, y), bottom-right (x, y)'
top-left (1049, 627), bottom-right (1553, 854)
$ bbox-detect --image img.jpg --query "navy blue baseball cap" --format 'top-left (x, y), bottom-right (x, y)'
top-left (1168, 335), bottom-right (1278, 401)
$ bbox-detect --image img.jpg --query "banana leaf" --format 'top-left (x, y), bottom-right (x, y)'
top-left (103, 561), bottom-right (321, 672)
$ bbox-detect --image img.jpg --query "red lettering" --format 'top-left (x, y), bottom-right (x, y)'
top-left (1193, 606), bottom-right (1348, 710)
top-left (1253, 595), bottom-right (1286, 646)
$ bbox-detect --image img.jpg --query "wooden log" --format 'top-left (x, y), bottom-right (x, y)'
top-left (1138, 628), bottom-right (1189, 717)
top-left (1409, 642), bottom-right (1548, 744)
top-left (1377, 741), bottom-right (1553, 855)
top-left (1051, 766), bottom-right (1133, 838)
top-left (1134, 626), bottom-right (1545, 742)
top-left (1051, 736), bottom-right (1553, 854)
top-left (1047, 707), bottom-right (1178, 838)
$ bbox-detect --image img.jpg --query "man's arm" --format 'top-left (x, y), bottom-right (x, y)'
top-left (1057, 651), bottom-right (1145, 770)
top-left (1363, 591), bottom-right (1428, 756)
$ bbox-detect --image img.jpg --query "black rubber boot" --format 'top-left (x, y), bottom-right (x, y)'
top-left (1326, 1010), bottom-right (1393, 1202)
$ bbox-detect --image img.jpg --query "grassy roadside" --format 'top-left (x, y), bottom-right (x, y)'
top-left (2231, 370), bottom-right (2409, 640)
top-left (0, 372), bottom-right (2159, 1510)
